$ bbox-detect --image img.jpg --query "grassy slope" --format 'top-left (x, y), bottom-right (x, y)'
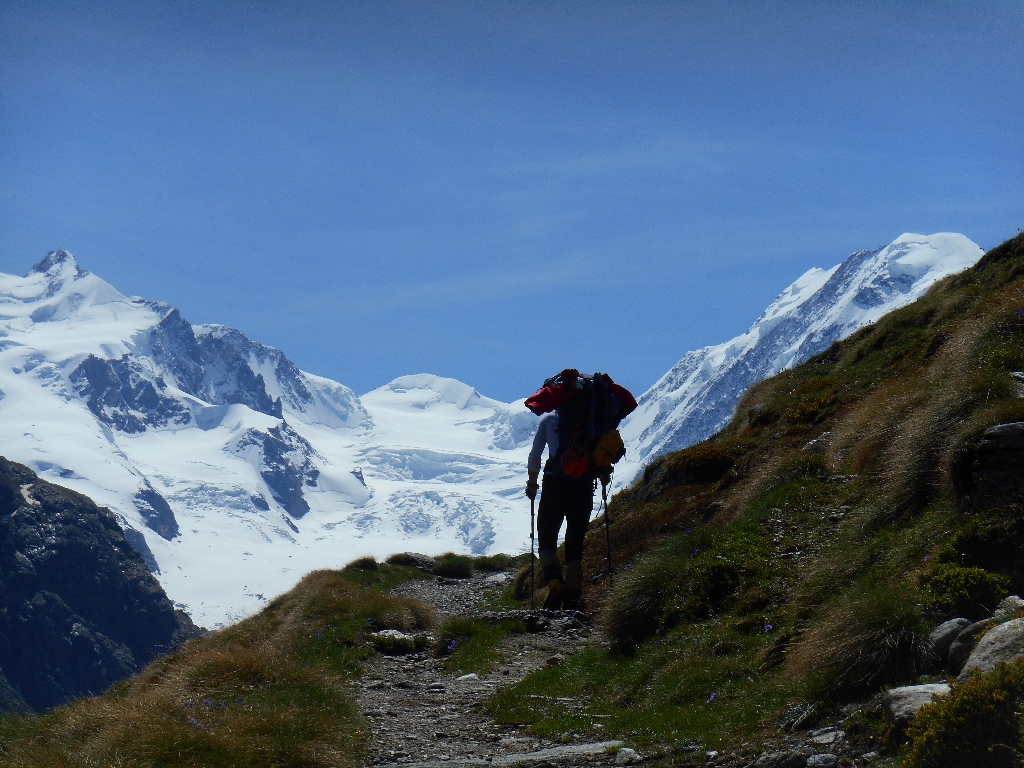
top-left (490, 233), bottom-right (1024, 759)
top-left (0, 564), bottom-right (432, 768)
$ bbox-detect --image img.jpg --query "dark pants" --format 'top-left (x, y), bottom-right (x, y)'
top-left (537, 473), bottom-right (593, 561)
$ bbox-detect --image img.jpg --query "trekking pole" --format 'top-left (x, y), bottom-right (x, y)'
top-left (602, 477), bottom-right (613, 588)
top-left (529, 496), bottom-right (536, 610)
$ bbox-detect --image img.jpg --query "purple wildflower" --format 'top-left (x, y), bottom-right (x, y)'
top-left (706, 692), bottom-right (717, 703)
top-left (764, 624), bottom-right (773, 632)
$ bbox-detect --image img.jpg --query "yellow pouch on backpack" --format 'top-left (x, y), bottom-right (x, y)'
top-left (592, 429), bottom-right (625, 468)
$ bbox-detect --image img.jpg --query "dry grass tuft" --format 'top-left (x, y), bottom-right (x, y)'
top-left (0, 567), bottom-right (431, 767)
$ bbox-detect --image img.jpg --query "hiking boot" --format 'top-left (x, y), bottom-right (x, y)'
top-left (542, 581), bottom-right (564, 610)
top-left (561, 588), bottom-right (584, 612)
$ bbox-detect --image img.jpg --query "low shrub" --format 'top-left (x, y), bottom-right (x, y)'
top-left (920, 563), bottom-right (1011, 620)
top-left (904, 659), bottom-right (1024, 768)
top-left (787, 586), bottom-right (935, 699)
top-left (434, 552), bottom-right (474, 578)
top-left (604, 525), bottom-right (769, 650)
top-left (473, 553), bottom-right (514, 572)
top-left (433, 616), bottom-right (524, 674)
top-left (343, 555), bottom-right (379, 571)
top-left (512, 563), bottom-right (537, 600)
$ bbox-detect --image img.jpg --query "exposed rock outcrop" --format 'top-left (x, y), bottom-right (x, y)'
top-left (0, 457), bottom-right (201, 711)
top-left (962, 422), bottom-right (1024, 513)
top-left (959, 617), bottom-right (1024, 681)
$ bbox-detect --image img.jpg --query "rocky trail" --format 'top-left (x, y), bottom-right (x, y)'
top-left (357, 570), bottom-right (629, 768)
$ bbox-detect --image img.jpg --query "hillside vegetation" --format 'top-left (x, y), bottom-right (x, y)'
top-left (492, 233), bottom-right (1024, 762)
top-left (0, 565), bottom-right (433, 767)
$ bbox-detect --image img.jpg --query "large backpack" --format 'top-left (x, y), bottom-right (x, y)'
top-left (525, 370), bottom-right (637, 480)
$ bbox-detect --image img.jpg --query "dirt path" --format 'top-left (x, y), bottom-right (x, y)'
top-left (357, 571), bottom-right (626, 768)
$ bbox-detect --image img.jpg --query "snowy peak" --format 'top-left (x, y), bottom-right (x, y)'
top-left (374, 374), bottom-right (487, 410)
top-left (28, 248), bottom-right (82, 278)
top-left (616, 232), bottom-right (983, 486)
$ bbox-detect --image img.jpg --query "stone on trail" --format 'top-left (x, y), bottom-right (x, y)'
top-left (748, 750), bottom-right (807, 768)
top-left (993, 595), bottom-right (1024, 620)
top-left (614, 747), bottom-right (640, 765)
top-left (881, 684), bottom-right (951, 727)
top-left (371, 629), bottom-right (419, 654)
top-left (928, 618), bottom-right (971, 662)
top-left (959, 618), bottom-right (1024, 680)
top-left (808, 728), bottom-right (843, 746)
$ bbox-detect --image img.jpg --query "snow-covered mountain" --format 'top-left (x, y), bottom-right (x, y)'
top-left (616, 233), bottom-right (984, 486)
top-left (0, 250), bottom-right (536, 627)
top-left (0, 233), bottom-right (982, 626)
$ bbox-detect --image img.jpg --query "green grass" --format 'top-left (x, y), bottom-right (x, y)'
top-left (489, 624), bottom-right (794, 754)
top-left (0, 562), bottom-right (430, 768)
top-left (434, 616), bottom-right (526, 675)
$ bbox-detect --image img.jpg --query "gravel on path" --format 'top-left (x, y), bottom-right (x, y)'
top-left (357, 571), bottom-right (623, 767)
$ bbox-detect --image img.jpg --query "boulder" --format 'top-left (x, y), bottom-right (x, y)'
top-left (959, 618), bottom-right (1024, 680)
top-left (748, 751), bottom-right (807, 768)
top-left (948, 620), bottom-right (996, 674)
top-left (882, 684), bottom-right (951, 727)
top-left (806, 756), bottom-right (837, 768)
top-left (993, 595), bottom-right (1024, 620)
top-left (614, 747), bottom-right (640, 765)
top-left (928, 618), bottom-right (972, 662)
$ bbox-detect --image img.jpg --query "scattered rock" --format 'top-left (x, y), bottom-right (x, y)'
top-left (806, 756), bottom-right (837, 768)
top-left (928, 618), bottom-right (971, 662)
top-left (808, 728), bottom-right (843, 746)
top-left (881, 684), bottom-right (951, 727)
top-left (947, 620), bottom-right (996, 673)
top-left (749, 750), bottom-right (807, 768)
top-left (546, 655), bottom-right (564, 667)
top-left (859, 752), bottom-right (879, 764)
top-left (1011, 372), bottom-right (1024, 398)
top-left (801, 432), bottom-right (831, 453)
top-left (994, 595), bottom-right (1024, 620)
top-left (959, 617), bottom-right (1024, 680)
top-left (615, 747), bottom-right (640, 765)
top-left (456, 673), bottom-right (479, 681)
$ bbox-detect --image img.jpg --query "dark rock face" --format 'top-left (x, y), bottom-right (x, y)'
top-left (0, 457), bottom-right (201, 712)
top-left (234, 424), bottom-right (319, 518)
top-left (69, 354), bottom-right (192, 434)
top-left (964, 422), bottom-right (1024, 513)
top-left (133, 487), bottom-right (179, 540)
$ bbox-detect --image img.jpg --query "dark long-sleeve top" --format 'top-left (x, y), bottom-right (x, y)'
top-left (528, 412), bottom-right (559, 473)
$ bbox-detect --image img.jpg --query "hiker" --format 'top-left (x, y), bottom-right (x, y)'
top-left (524, 370), bottom-right (637, 611)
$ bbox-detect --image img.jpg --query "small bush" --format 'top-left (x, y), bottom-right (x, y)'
top-left (920, 563), bottom-right (1011, 620)
top-left (473, 553), bottom-right (514, 572)
top-left (604, 525), bottom-right (768, 649)
top-left (433, 616), bottom-right (525, 673)
top-left (343, 555), bottom-right (379, 571)
top-left (787, 587), bottom-right (936, 699)
top-left (512, 563), bottom-right (537, 600)
top-left (434, 552), bottom-right (474, 578)
top-left (904, 659), bottom-right (1024, 768)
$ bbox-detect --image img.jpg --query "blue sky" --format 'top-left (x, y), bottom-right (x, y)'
top-left (1, 1), bottom-right (1021, 402)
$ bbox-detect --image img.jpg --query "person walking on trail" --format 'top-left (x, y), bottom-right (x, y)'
top-left (523, 370), bottom-right (638, 611)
